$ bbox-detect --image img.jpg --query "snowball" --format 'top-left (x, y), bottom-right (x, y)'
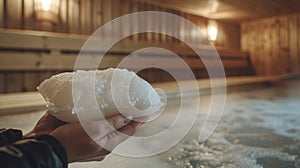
top-left (38, 68), bottom-right (163, 122)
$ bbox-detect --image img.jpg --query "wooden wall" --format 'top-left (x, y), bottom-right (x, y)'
top-left (0, 0), bottom-right (240, 49)
top-left (241, 13), bottom-right (300, 76)
top-left (0, 0), bottom-right (243, 93)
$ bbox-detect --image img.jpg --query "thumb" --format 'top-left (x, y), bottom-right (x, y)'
top-left (95, 121), bottom-right (141, 151)
top-left (106, 115), bottom-right (133, 131)
top-left (82, 115), bottom-right (133, 139)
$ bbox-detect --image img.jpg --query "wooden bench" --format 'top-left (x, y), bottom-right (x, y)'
top-left (0, 29), bottom-right (252, 93)
top-left (0, 75), bottom-right (286, 115)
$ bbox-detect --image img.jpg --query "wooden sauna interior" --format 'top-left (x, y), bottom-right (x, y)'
top-left (0, 0), bottom-right (299, 95)
top-left (1, 1), bottom-right (300, 167)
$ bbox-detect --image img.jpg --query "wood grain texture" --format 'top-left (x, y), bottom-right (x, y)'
top-left (6, 0), bottom-right (23, 29)
top-left (0, 0), bottom-right (241, 49)
top-left (56, 0), bottom-right (68, 33)
top-left (24, 72), bottom-right (40, 92)
top-left (0, 29), bottom-right (250, 93)
top-left (80, 0), bottom-right (92, 34)
top-left (0, 0), bottom-right (3, 28)
top-left (298, 15), bottom-right (300, 72)
top-left (6, 72), bottom-right (24, 93)
top-left (91, 0), bottom-right (102, 31)
top-left (23, 0), bottom-right (37, 30)
top-left (68, 0), bottom-right (80, 34)
top-left (241, 13), bottom-right (300, 76)
top-left (0, 75), bottom-right (283, 115)
top-left (135, 0), bottom-right (300, 23)
top-left (0, 1), bottom-right (255, 93)
top-left (0, 74), bottom-right (4, 93)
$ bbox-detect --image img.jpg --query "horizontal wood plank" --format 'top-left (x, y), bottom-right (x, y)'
top-left (0, 29), bottom-right (247, 58)
top-left (0, 52), bottom-right (249, 71)
top-left (0, 92), bottom-right (46, 115)
top-left (0, 29), bottom-right (251, 93)
top-left (1, 74), bottom-right (298, 115)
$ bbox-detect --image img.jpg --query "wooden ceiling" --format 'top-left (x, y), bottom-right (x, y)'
top-left (137, 0), bottom-right (300, 23)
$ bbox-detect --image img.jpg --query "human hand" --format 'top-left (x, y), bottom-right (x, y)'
top-left (25, 112), bottom-right (142, 162)
top-left (24, 111), bottom-right (65, 137)
top-left (50, 115), bottom-right (140, 162)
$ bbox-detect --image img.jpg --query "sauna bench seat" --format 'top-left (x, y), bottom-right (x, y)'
top-left (0, 76), bottom-right (283, 115)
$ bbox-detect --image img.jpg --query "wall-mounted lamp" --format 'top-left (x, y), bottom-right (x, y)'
top-left (207, 20), bottom-right (218, 41)
top-left (34, 0), bottom-right (60, 23)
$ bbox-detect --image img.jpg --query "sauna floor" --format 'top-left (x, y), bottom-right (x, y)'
top-left (0, 79), bottom-right (300, 168)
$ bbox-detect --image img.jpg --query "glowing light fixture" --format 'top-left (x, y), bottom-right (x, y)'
top-left (207, 20), bottom-right (218, 41)
top-left (34, 0), bottom-right (60, 23)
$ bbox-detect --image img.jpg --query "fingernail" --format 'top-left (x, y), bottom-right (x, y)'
top-left (123, 116), bottom-right (133, 124)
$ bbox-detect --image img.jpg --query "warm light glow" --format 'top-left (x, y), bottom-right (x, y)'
top-left (34, 0), bottom-right (60, 23)
top-left (39, 0), bottom-right (52, 11)
top-left (207, 20), bottom-right (218, 41)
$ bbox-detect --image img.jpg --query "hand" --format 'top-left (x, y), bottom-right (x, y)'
top-left (24, 112), bottom-right (65, 137)
top-left (50, 115), bottom-right (141, 162)
top-left (25, 112), bottom-right (142, 163)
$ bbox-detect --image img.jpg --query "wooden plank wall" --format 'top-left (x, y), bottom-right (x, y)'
top-left (0, 0), bottom-right (240, 49)
top-left (0, 0), bottom-right (243, 93)
top-left (241, 13), bottom-right (300, 76)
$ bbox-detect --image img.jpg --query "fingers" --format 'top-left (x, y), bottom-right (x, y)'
top-left (24, 112), bottom-right (65, 137)
top-left (133, 115), bottom-right (150, 123)
top-left (96, 121), bottom-right (142, 151)
top-left (36, 112), bottom-right (65, 128)
top-left (81, 115), bottom-right (132, 140)
top-left (118, 121), bottom-right (143, 135)
top-left (106, 115), bottom-right (133, 131)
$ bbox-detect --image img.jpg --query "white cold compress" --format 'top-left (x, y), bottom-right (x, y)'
top-left (38, 68), bottom-right (163, 122)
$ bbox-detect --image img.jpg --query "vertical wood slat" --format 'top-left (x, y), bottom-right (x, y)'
top-left (136, 2), bottom-right (143, 41)
top-left (6, 73), bottom-right (24, 93)
top-left (0, 0), bottom-right (239, 49)
top-left (0, 74), bottom-right (4, 93)
top-left (129, 1), bottom-right (138, 41)
top-left (270, 18), bottom-right (279, 75)
top-left (217, 23), bottom-right (225, 47)
top-left (264, 20), bottom-right (271, 76)
top-left (121, 0), bottom-right (130, 38)
top-left (86, 0), bottom-right (91, 34)
top-left (111, 0), bottom-right (121, 39)
top-left (55, 0), bottom-right (68, 33)
top-left (165, 8), bottom-right (175, 43)
top-left (91, 0), bottom-right (102, 32)
top-left (187, 14), bottom-right (196, 44)
top-left (160, 7), bottom-right (167, 43)
top-left (145, 3), bottom-right (153, 42)
top-left (179, 11), bottom-right (186, 43)
top-left (170, 10), bottom-right (180, 43)
top-left (289, 15), bottom-right (298, 73)
top-left (152, 5), bottom-right (160, 43)
top-left (24, 72), bottom-right (40, 92)
top-left (6, 0), bottom-right (23, 29)
top-left (0, 0), bottom-right (4, 28)
top-left (68, 0), bottom-right (80, 34)
top-left (279, 17), bottom-right (289, 74)
top-left (242, 13), bottom-right (300, 76)
top-left (80, 0), bottom-right (91, 34)
top-left (102, 0), bottom-right (112, 38)
top-left (79, 0), bottom-right (85, 34)
top-left (139, 2), bottom-right (147, 41)
top-left (23, 0), bottom-right (37, 30)
top-left (185, 12), bottom-right (193, 44)
top-left (298, 15), bottom-right (300, 72)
